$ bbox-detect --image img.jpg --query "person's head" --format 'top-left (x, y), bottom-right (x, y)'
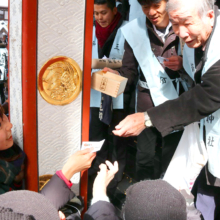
top-left (138, 0), bottom-right (169, 29)
top-left (94, 0), bottom-right (117, 27)
top-left (0, 190), bottom-right (60, 220)
top-left (122, 180), bottom-right (186, 220)
top-left (0, 106), bottom-right (13, 151)
top-left (167, 0), bottom-right (215, 48)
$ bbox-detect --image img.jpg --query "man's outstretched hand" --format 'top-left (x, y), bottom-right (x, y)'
top-left (112, 112), bottom-right (146, 137)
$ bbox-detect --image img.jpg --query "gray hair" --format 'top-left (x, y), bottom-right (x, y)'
top-left (166, 0), bottom-right (215, 18)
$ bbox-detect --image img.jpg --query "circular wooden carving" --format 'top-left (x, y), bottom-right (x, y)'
top-left (38, 56), bottom-right (82, 105)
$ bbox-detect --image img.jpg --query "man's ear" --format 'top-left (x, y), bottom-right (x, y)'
top-left (207, 9), bottom-right (214, 27)
top-left (113, 6), bottom-right (117, 15)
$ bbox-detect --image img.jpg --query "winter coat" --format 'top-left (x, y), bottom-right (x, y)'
top-left (41, 174), bottom-right (119, 220)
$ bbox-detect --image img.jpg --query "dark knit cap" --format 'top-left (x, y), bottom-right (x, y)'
top-left (0, 190), bottom-right (60, 220)
top-left (122, 180), bottom-right (186, 220)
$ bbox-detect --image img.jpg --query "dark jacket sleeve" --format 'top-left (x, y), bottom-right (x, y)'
top-left (119, 40), bottom-right (139, 93)
top-left (83, 201), bottom-right (119, 220)
top-left (148, 59), bottom-right (220, 137)
top-left (40, 174), bottom-right (75, 210)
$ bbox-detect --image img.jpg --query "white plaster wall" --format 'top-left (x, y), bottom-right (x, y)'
top-left (37, 0), bottom-right (86, 194)
top-left (9, 0), bottom-right (23, 149)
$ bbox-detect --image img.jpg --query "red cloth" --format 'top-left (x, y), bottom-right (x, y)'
top-left (95, 12), bottom-right (122, 48)
top-left (56, 170), bottom-right (73, 189)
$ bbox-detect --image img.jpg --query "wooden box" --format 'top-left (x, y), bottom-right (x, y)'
top-left (91, 71), bottom-right (128, 98)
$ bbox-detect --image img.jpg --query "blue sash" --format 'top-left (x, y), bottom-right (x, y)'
top-left (121, 15), bottom-right (179, 107)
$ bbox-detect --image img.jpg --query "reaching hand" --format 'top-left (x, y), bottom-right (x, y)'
top-left (163, 56), bottom-right (183, 71)
top-left (62, 148), bottom-right (96, 180)
top-left (93, 161), bottom-right (119, 198)
top-left (102, 67), bottom-right (120, 75)
top-left (112, 113), bottom-right (146, 137)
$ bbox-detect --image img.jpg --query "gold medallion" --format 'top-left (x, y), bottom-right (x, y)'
top-left (38, 56), bottom-right (82, 105)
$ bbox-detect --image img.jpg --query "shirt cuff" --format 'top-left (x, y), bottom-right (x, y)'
top-left (56, 170), bottom-right (73, 189)
top-left (91, 195), bottom-right (110, 205)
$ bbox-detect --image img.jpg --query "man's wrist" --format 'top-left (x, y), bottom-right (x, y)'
top-left (144, 111), bottom-right (153, 127)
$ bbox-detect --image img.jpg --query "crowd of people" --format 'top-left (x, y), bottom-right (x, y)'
top-left (88, 0), bottom-right (220, 219)
top-left (88, 0), bottom-right (191, 198)
top-left (1, 0), bottom-right (220, 219)
top-left (0, 102), bottom-right (191, 219)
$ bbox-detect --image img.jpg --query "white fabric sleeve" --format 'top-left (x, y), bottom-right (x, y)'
top-left (91, 195), bottom-right (110, 205)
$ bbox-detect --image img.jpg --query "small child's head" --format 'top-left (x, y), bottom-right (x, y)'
top-left (0, 105), bottom-right (13, 151)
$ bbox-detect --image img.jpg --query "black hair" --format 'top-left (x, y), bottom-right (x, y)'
top-left (94, 0), bottom-right (116, 10)
top-left (137, 0), bottom-right (167, 5)
top-left (122, 0), bottom-right (130, 20)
